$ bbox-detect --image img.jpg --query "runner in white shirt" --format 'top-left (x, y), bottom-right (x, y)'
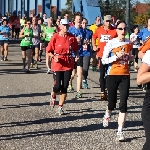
top-left (130, 25), bottom-right (140, 71)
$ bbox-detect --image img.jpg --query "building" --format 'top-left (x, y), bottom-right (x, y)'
top-left (134, 3), bottom-right (150, 15)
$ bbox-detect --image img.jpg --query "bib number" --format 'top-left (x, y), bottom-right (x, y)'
top-left (100, 35), bottom-right (111, 42)
top-left (47, 33), bottom-right (53, 38)
top-left (25, 37), bottom-right (31, 42)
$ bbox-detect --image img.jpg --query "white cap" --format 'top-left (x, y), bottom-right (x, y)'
top-left (60, 19), bottom-right (69, 25)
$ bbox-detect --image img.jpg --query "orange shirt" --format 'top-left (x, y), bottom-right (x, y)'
top-left (102, 38), bottom-right (132, 75)
top-left (92, 26), bottom-right (117, 58)
top-left (46, 33), bottom-right (79, 71)
top-left (138, 36), bottom-right (150, 53)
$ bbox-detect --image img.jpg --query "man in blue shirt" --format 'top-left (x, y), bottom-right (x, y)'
top-left (0, 19), bottom-right (11, 61)
top-left (67, 12), bottom-right (86, 98)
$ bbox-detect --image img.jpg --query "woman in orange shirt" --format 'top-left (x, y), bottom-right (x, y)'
top-left (101, 21), bottom-right (134, 141)
top-left (46, 19), bottom-right (79, 115)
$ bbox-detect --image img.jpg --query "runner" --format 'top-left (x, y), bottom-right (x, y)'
top-left (19, 19), bottom-right (33, 73)
top-left (67, 12), bottom-right (85, 98)
top-left (14, 16), bottom-right (20, 41)
top-left (38, 17), bottom-right (45, 62)
top-left (44, 17), bottom-right (56, 74)
top-left (46, 19), bottom-right (79, 115)
top-left (0, 19), bottom-right (11, 61)
top-left (82, 18), bottom-right (93, 89)
top-left (130, 25), bottom-right (140, 71)
top-left (101, 21), bottom-right (133, 141)
top-left (137, 50), bottom-right (150, 150)
top-left (89, 16), bottom-right (102, 71)
top-left (92, 15), bottom-right (117, 100)
top-left (31, 16), bottom-right (41, 69)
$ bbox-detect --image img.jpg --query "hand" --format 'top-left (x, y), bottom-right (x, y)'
top-left (138, 50), bottom-right (144, 59)
top-left (93, 46), bottom-right (98, 51)
top-left (116, 50), bottom-right (125, 58)
top-left (75, 56), bottom-right (79, 62)
top-left (54, 56), bottom-right (59, 62)
top-left (76, 36), bottom-right (81, 43)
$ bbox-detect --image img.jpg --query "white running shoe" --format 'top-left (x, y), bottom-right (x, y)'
top-left (116, 131), bottom-right (126, 142)
top-left (103, 115), bottom-right (110, 127)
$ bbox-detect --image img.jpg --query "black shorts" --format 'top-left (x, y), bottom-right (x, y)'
top-left (15, 28), bottom-right (20, 33)
top-left (32, 43), bottom-right (40, 50)
top-left (74, 56), bottom-right (83, 69)
top-left (132, 48), bottom-right (138, 56)
top-left (44, 41), bottom-right (49, 48)
top-left (0, 40), bottom-right (9, 46)
top-left (40, 39), bottom-right (45, 43)
top-left (21, 46), bottom-right (31, 51)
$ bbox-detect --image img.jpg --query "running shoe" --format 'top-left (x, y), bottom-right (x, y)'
top-left (116, 131), bottom-right (126, 142)
top-left (30, 63), bottom-right (33, 68)
top-left (39, 58), bottom-right (42, 62)
top-left (34, 63), bottom-right (38, 69)
top-left (46, 68), bottom-right (51, 74)
top-left (100, 92), bottom-right (107, 100)
top-left (67, 85), bottom-right (74, 93)
top-left (1, 56), bottom-right (4, 61)
top-left (58, 107), bottom-right (64, 115)
top-left (92, 66), bottom-right (97, 72)
top-left (4, 57), bottom-right (8, 61)
top-left (83, 80), bottom-right (88, 89)
top-left (103, 115), bottom-right (110, 127)
top-left (75, 91), bottom-right (82, 99)
top-left (50, 93), bottom-right (56, 108)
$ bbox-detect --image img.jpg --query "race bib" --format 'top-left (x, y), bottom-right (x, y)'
top-left (47, 33), bottom-right (53, 38)
top-left (33, 32), bottom-right (38, 36)
top-left (117, 54), bottom-right (129, 66)
top-left (25, 37), bottom-right (31, 42)
top-left (83, 44), bottom-right (87, 51)
top-left (100, 35), bottom-right (111, 42)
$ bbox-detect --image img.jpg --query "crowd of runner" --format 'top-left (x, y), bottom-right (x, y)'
top-left (1, 11), bottom-right (150, 149)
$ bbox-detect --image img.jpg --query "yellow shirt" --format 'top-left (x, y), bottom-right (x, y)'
top-left (89, 24), bottom-right (99, 46)
top-left (20, 19), bottom-right (25, 26)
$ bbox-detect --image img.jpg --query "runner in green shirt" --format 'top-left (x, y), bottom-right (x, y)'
top-left (19, 19), bottom-right (33, 73)
top-left (38, 18), bottom-right (45, 61)
top-left (43, 17), bottom-right (57, 74)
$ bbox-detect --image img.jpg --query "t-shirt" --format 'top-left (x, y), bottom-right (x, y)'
top-left (138, 28), bottom-right (150, 42)
top-left (46, 33), bottom-right (79, 71)
top-left (130, 33), bottom-right (140, 48)
top-left (102, 38), bottom-right (132, 75)
top-left (43, 18), bottom-right (48, 26)
top-left (68, 26), bottom-right (85, 57)
top-left (89, 24), bottom-right (100, 46)
top-left (0, 25), bottom-right (11, 40)
top-left (14, 19), bottom-right (20, 28)
top-left (82, 28), bottom-right (93, 56)
top-left (92, 26), bottom-right (117, 58)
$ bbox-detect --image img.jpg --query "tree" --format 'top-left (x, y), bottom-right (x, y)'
top-left (134, 14), bottom-right (149, 25)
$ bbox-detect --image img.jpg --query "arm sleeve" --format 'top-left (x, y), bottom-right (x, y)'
top-left (72, 37), bottom-right (79, 52)
top-left (142, 50), bottom-right (150, 66)
top-left (46, 36), bottom-right (56, 53)
top-left (138, 29), bottom-right (143, 40)
top-left (101, 41), bottom-right (118, 65)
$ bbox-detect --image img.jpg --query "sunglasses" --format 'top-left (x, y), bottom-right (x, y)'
top-left (117, 27), bottom-right (128, 31)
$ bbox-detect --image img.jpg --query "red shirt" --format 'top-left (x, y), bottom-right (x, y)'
top-left (14, 19), bottom-right (20, 28)
top-left (92, 26), bottom-right (117, 58)
top-left (46, 33), bottom-right (79, 71)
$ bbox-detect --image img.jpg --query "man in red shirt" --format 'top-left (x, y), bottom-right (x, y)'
top-left (46, 19), bottom-right (79, 115)
top-left (92, 15), bottom-right (117, 100)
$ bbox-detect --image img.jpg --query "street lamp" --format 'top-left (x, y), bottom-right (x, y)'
top-left (126, 0), bottom-right (130, 36)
